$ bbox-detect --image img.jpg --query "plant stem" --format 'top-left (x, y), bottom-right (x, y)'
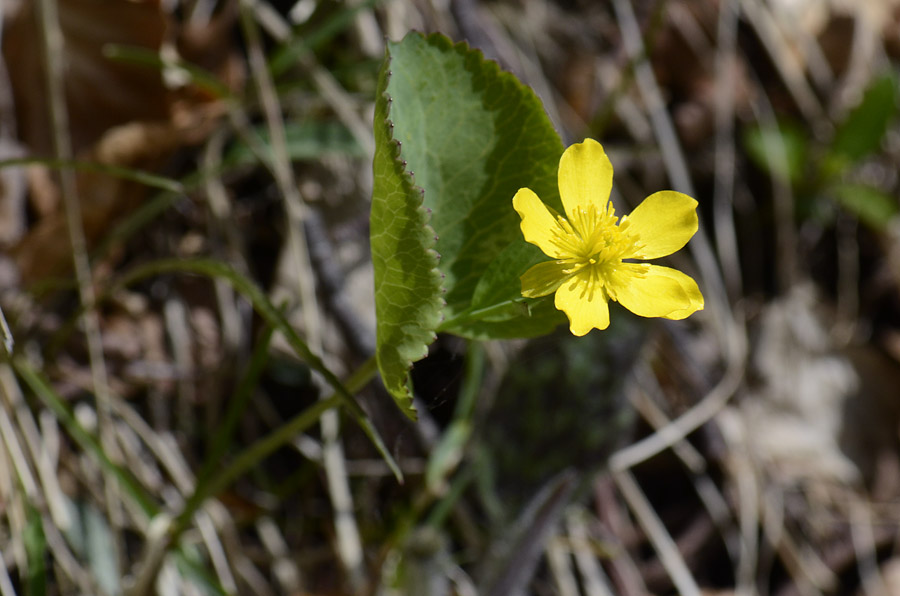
top-left (437, 298), bottom-right (528, 331)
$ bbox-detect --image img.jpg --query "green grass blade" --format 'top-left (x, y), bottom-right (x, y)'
top-left (199, 323), bottom-right (276, 487)
top-left (0, 157), bottom-right (183, 194)
top-left (103, 44), bottom-right (234, 99)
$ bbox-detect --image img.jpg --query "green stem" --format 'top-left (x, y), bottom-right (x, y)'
top-left (172, 354), bottom-right (379, 535)
top-left (0, 157), bottom-right (183, 193)
top-left (195, 324), bottom-right (276, 494)
top-left (172, 394), bottom-right (339, 536)
top-left (437, 298), bottom-right (527, 331)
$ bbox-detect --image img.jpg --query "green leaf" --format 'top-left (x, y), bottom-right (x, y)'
top-left (470, 241), bottom-right (544, 312)
top-left (371, 44), bottom-right (446, 420)
top-left (831, 73), bottom-right (898, 163)
top-left (440, 240), bottom-right (565, 338)
top-left (743, 123), bottom-right (808, 185)
top-left (385, 33), bottom-right (563, 318)
top-left (831, 183), bottom-right (899, 230)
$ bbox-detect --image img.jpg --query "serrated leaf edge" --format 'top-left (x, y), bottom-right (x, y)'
top-left (373, 49), bottom-right (447, 418)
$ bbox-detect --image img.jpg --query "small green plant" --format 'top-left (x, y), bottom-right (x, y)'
top-left (370, 32), bottom-right (704, 417)
top-left (744, 73), bottom-right (899, 230)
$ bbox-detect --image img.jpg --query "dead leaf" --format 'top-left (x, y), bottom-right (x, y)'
top-left (2, 0), bottom-right (170, 156)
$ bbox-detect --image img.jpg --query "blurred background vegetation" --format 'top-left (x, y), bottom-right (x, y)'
top-left (1, 0), bottom-right (900, 594)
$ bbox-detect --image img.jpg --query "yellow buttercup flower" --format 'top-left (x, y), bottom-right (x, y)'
top-left (513, 138), bottom-right (704, 336)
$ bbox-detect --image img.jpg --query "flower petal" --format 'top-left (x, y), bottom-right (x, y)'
top-left (622, 191), bottom-right (698, 259)
top-left (558, 138), bottom-right (613, 222)
top-left (520, 261), bottom-right (569, 298)
top-left (513, 187), bottom-right (567, 259)
top-left (554, 270), bottom-right (610, 336)
top-left (607, 263), bottom-right (704, 319)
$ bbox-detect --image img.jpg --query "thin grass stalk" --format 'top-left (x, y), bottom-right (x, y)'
top-left (34, 0), bottom-right (125, 573)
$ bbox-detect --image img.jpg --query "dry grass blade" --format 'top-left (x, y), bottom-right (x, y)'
top-left (614, 470), bottom-right (701, 596)
top-left (0, 551), bottom-right (17, 596)
top-left (483, 469), bottom-right (579, 596)
top-left (565, 507), bottom-right (616, 596)
top-left (738, 0), bottom-right (824, 120)
top-left (35, 0), bottom-right (125, 577)
top-left (713, 0), bottom-right (744, 302)
top-left (546, 532), bottom-right (580, 596)
top-left (0, 365), bottom-right (69, 530)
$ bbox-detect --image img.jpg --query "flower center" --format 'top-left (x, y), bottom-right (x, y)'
top-left (550, 203), bottom-right (642, 280)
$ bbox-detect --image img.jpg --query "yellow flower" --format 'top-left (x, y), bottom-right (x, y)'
top-left (513, 138), bottom-right (704, 336)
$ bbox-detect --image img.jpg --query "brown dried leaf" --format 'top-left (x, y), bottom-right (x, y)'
top-left (12, 105), bottom-right (223, 283)
top-left (2, 0), bottom-right (170, 156)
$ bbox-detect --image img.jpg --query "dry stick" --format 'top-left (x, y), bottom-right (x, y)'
top-left (593, 477), bottom-right (648, 596)
top-left (201, 129), bottom-right (249, 445)
top-left (0, 306), bottom-right (12, 355)
top-left (0, 382), bottom-right (38, 503)
top-left (164, 297), bottom-right (196, 439)
top-left (0, 420), bottom-right (26, 573)
top-left (35, 0), bottom-right (125, 572)
top-left (112, 398), bottom-right (239, 592)
top-left (202, 128), bottom-right (248, 356)
top-left (244, 0), bottom-right (374, 156)
top-left (196, 504), bottom-right (240, 593)
top-left (235, 556), bottom-right (278, 596)
top-left (765, 0), bottom-right (834, 93)
top-left (506, 0), bottom-right (581, 142)
top-left (257, 516), bottom-right (302, 590)
top-left (238, 1), bottom-right (366, 592)
top-left (761, 487), bottom-right (835, 596)
top-left (628, 367), bottom-right (740, 566)
top-left (835, 10), bottom-right (884, 115)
